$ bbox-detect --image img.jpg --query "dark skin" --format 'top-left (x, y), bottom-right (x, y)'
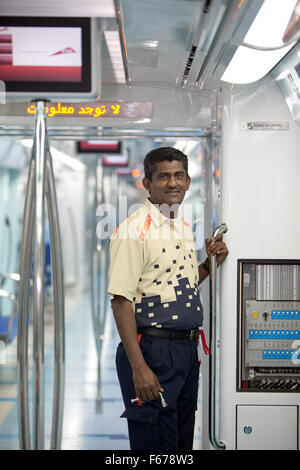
top-left (111, 160), bottom-right (228, 402)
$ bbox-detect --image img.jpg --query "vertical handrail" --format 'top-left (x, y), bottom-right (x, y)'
top-left (46, 145), bottom-right (65, 450)
top-left (90, 160), bottom-right (105, 404)
top-left (17, 101), bottom-right (65, 450)
top-left (33, 101), bottom-right (47, 450)
top-left (17, 155), bottom-right (35, 450)
top-left (90, 163), bottom-right (99, 400)
top-left (208, 223), bottom-right (227, 451)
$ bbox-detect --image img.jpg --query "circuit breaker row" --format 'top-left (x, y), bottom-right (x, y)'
top-left (244, 300), bottom-right (300, 368)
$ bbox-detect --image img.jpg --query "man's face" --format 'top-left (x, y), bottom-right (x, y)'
top-left (142, 160), bottom-right (191, 208)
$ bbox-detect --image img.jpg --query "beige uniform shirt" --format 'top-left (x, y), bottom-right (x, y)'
top-left (108, 198), bottom-right (203, 330)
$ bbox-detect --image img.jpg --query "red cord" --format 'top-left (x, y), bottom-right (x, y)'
top-left (199, 330), bottom-right (210, 355)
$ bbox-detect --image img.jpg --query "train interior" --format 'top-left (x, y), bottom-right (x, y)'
top-left (0, 0), bottom-right (300, 451)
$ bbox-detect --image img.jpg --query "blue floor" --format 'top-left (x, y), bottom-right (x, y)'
top-left (0, 291), bottom-right (202, 450)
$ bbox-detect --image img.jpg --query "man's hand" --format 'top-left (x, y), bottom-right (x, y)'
top-left (133, 363), bottom-right (164, 402)
top-left (111, 295), bottom-right (164, 402)
top-left (205, 233), bottom-right (228, 266)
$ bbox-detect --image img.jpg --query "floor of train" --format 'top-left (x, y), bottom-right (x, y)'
top-left (0, 290), bottom-right (202, 450)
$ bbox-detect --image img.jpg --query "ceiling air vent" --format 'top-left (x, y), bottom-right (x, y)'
top-left (180, 0), bottom-right (213, 86)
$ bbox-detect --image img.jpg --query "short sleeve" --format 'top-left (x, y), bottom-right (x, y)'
top-left (108, 230), bottom-right (144, 302)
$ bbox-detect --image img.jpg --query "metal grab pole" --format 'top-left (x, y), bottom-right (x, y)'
top-left (17, 101), bottom-right (65, 450)
top-left (103, 238), bottom-right (110, 330)
top-left (18, 101), bottom-right (47, 450)
top-left (17, 156), bottom-right (35, 450)
top-left (46, 146), bottom-right (65, 450)
top-left (90, 160), bottom-right (105, 405)
top-left (208, 223), bottom-right (228, 451)
top-left (33, 101), bottom-right (47, 450)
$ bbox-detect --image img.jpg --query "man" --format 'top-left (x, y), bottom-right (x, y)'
top-left (108, 147), bottom-right (228, 450)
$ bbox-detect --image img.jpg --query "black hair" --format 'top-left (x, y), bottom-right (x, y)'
top-left (143, 147), bottom-right (189, 181)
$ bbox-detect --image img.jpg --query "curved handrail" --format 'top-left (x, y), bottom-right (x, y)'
top-left (17, 153), bottom-right (35, 450)
top-left (208, 223), bottom-right (228, 451)
top-left (46, 146), bottom-right (65, 450)
top-left (32, 100), bottom-right (47, 450)
top-left (17, 101), bottom-right (65, 450)
top-left (90, 160), bottom-right (107, 404)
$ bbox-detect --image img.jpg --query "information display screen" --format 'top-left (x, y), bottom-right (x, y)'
top-left (77, 140), bottom-right (128, 166)
top-left (77, 141), bottom-right (122, 154)
top-left (0, 17), bottom-right (92, 95)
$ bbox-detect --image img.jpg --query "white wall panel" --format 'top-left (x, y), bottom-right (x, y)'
top-left (237, 405), bottom-right (298, 450)
top-left (219, 77), bottom-right (300, 450)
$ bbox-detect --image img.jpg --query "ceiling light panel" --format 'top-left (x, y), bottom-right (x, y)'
top-left (221, 0), bottom-right (297, 84)
top-left (244, 0), bottom-right (298, 48)
top-left (103, 30), bottom-right (126, 83)
top-left (0, 0), bottom-right (116, 17)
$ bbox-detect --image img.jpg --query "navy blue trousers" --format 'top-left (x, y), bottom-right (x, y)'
top-left (116, 335), bottom-right (200, 450)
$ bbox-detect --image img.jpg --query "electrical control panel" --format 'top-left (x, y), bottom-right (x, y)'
top-left (245, 300), bottom-right (300, 366)
top-left (237, 260), bottom-right (300, 392)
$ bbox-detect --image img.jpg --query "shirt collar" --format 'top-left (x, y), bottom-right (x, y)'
top-left (144, 198), bottom-right (183, 228)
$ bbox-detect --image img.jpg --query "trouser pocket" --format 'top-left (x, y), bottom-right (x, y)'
top-left (120, 404), bottom-right (160, 450)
